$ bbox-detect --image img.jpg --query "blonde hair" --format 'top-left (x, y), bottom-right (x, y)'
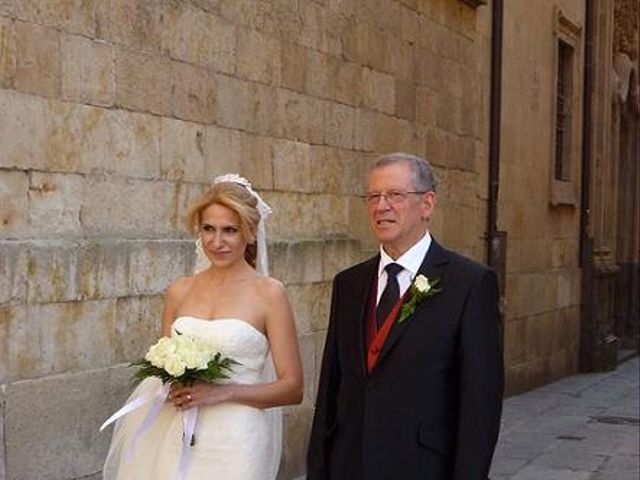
top-left (186, 182), bottom-right (260, 267)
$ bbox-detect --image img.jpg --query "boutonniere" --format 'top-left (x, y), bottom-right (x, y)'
top-left (397, 275), bottom-right (442, 324)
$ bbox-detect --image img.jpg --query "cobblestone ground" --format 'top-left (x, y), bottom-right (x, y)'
top-left (490, 357), bottom-right (639, 480)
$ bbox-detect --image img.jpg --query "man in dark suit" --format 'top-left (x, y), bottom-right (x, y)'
top-left (307, 153), bottom-right (503, 480)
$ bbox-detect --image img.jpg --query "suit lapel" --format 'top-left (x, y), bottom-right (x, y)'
top-left (345, 255), bottom-right (379, 379)
top-left (375, 239), bottom-right (450, 368)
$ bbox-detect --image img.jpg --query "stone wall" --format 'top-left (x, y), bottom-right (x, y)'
top-left (499, 0), bottom-right (585, 393)
top-left (0, 1), bottom-right (490, 479)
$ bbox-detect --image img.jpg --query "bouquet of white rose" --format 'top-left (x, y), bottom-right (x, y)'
top-left (100, 332), bottom-right (239, 479)
top-left (132, 332), bottom-right (238, 386)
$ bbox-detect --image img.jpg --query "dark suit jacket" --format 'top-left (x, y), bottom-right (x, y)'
top-left (307, 239), bottom-right (503, 480)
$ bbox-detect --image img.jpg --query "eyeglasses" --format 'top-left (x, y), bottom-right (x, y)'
top-left (362, 190), bottom-right (428, 206)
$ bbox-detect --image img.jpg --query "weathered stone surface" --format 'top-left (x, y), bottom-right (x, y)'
top-left (0, 16), bottom-right (15, 87)
top-left (15, 0), bottom-right (96, 37)
top-left (204, 125), bottom-right (242, 178)
top-left (0, 170), bottom-right (28, 237)
top-left (172, 61), bottom-right (216, 123)
top-left (362, 67), bottom-right (395, 114)
top-left (240, 134), bottom-right (274, 190)
top-left (277, 89), bottom-right (324, 144)
top-left (273, 138), bottom-right (313, 193)
top-left (0, 242), bottom-right (27, 305)
top-left (0, 91), bottom-right (161, 175)
top-left (237, 27), bottom-right (281, 84)
top-left (96, 0), bottom-right (165, 53)
top-left (115, 49), bottom-right (173, 116)
top-left (309, 147), bottom-right (368, 195)
top-left (166, 5), bottom-right (235, 74)
top-left (114, 295), bottom-right (163, 362)
top-left (0, 0), bottom-right (13, 16)
top-left (14, 21), bottom-right (61, 98)
top-left (127, 240), bottom-right (193, 296)
top-left (280, 42), bottom-right (307, 92)
top-left (270, 240), bottom-right (324, 284)
top-left (286, 281), bottom-right (332, 335)
top-left (215, 73), bottom-right (252, 131)
top-left (160, 118), bottom-right (206, 182)
top-left (324, 101), bottom-right (355, 148)
top-left (61, 34), bottom-right (114, 107)
top-left (250, 82), bottom-right (282, 137)
top-left (79, 177), bottom-right (175, 236)
top-left (28, 172), bottom-right (83, 237)
top-left (4, 365), bottom-right (132, 480)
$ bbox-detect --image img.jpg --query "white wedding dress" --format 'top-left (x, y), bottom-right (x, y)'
top-left (103, 316), bottom-right (282, 480)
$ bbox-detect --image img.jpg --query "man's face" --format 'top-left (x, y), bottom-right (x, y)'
top-left (367, 162), bottom-right (436, 259)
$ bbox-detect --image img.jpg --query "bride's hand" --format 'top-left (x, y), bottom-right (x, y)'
top-left (168, 382), bottom-right (234, 410)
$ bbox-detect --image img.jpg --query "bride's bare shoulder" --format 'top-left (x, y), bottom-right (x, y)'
top-left (165, 275), bottom-right (196, 299)
top-left (254, 276), bottom-right (287, 302)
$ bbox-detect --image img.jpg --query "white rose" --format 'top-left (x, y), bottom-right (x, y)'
top-left (164, 356), bottom-right (186, 377)
top-left (414, 274), bottom-right (431, 293)
top-left (145, 337), bottom-right (176, 368)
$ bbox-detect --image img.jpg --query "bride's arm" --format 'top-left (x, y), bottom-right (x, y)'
top-left (170, 279), bottom-right (304, 409)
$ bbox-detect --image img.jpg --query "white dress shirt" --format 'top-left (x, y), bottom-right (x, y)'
top-left (376, 232), bottom-right (432, 304)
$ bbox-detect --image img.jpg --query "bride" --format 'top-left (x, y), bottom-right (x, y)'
top-left (103, 175), bottom-right (304, 480)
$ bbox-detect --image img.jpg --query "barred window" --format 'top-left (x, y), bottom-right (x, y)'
top-left (554, 39), bottom-right (574, 182)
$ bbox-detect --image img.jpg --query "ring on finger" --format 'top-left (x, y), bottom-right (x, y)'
top-left (186, 394), bottom-right (192, 402)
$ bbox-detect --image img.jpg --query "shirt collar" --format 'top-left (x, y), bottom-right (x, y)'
top-left (378, 232), bottom-right (432, 278)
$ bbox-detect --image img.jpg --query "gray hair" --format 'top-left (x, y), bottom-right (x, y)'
top-left (373, 152), bottom-right (438, 193)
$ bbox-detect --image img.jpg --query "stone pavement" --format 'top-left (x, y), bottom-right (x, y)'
top-left (490, 356), bottom-right (639, 480)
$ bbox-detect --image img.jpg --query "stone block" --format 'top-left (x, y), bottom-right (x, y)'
top-left (362, 67), bottom-right (395, 114)
top-left (1, 95), bottom-right (161, 176)
top-left (309, 147), bottom-right (368, 196)
top-left (504, 319), bottom-right (527, 366)
top-left (400, 4), bottom-right (420, 44)
top-left (387, 36), bottom-right (415, 80)
top-left (0, 0), bottom-right (13, 16)
top-left (280, 42), bottom-right (307, 92)
top-left (322, 238), bottom-right (362, 282)
top-left (61, 34), bottom-right (115, 107)
top-left (270, 240), bottom-right (324, 284)
top-left (169, 182), bottom-right (207, 234)
top-left (4, 365), bottom-right (132, 480)
top-left (250, 82), bottom-right (282, 137)
top-left (286, 282), bottom-right (332, 335)
top-left (347, 195), bottom-right (377, 250)
top-left (0, 242), bottom-right (27, 305)
top-left (75, 241), bottom-right (131, 300)
top-left (354, 108), bottom-right (376, 152)
top-left (395, 79), bottom-right (416, 121)
top-left (305, 49), bottom-right (335, 100)
top-left (28, 172), bottom-right (83, 237)
top-left (128, 240), bottom-right (193, 296)
top-left (298, 0), bottom-right (328, 52)
top-left (273, 139), bottom-right (313, 193)
top-left (344, 20), bottom-right (388, 72)
top-left (240, 134), bottom-right (274, 190)
top-left (115, 295), bottom-right (163, 362)
top-left (324, 101), bottom-right (355, 149)
top-left (115, 49), bottom-right (173, 116)
top-left (0, 16), bottom-right (15, 87)
top-left (334, 59), bottom-right (362, 106)
top-left (160, 118), bottom-right (206, 182)
top-left (96, 0), bottom-right (165, 53)
top-left (166, 5), bottom-right (235, 74)
top-left (204, 125), bottom-right (242, 178)
top-left (15, 0), bottom-right (96, 37)
top-left (372, 112), bottom-right (415, 153)
top-left (172, 61), bottom-right (216, 123)
top-left (79, 176), bottom-right (175, 236)
top-left (215, 73), bottom-right (252, 131)
top-left (36, 300), bottom-right (117, 374)
top-left (237, 27), bottom-right (281, 84)
top-left (417, 47), bottom-right (443, 92)
top-left (0, 170), bottom-right (28, 237)
top-left (27, 242), bottom-right (78, 304)
top-left (416, 85), bottom-right (437, 126)
top-left (0, 305), bottom-right (28, 382)
top-left (277, 89), bottom-right (324, 145)
top-left (14, 21), bottom-right (61, 98)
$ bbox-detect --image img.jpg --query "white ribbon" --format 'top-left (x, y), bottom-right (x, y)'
top-left (101, 382), bottom-right (198, 480)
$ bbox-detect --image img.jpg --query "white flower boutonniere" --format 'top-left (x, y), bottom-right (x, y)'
top-left (397, 274), bottom-right (442, 324)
